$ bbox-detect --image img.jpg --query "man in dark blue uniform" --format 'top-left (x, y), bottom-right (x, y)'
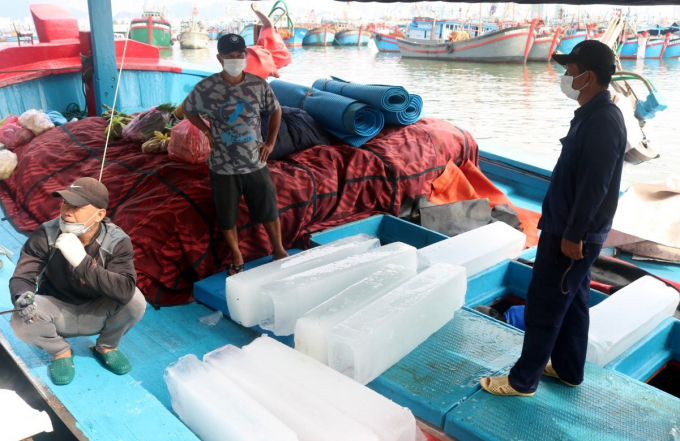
top-left (481, 40), bottom-right (627, 396)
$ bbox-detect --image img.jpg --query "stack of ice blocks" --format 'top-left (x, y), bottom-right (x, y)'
top-left (165, 337), bottom-right (417, 441)
top-left (587, 276), bottom-right (680, 366)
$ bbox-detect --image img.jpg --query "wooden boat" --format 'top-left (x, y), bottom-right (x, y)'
top-left (370, 25), bottom-right (404, 53)
top-left (527, 29), bottom-right (561, 62)
top-left (303, 25), bottom-right (335, 46)
top-left (334, 27), bottom-right (371, 46)
top-left (397, 22), bottom-right (536, 64)
top-left (665, 37), bottom-right (680, 58)
top-left (128, 9), bottom-right (172, 49)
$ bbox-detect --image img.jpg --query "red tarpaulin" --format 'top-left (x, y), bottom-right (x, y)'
top-left (1, 117), bottom-right (477, 306)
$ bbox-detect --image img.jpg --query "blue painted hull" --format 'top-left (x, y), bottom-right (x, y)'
top-left (283, 28), bottom-right (308, 48)
top-left (371, 32), bottom-right (400, 53)
top-left (555, 32), bottom-right (587, 54)
top-left (334, 29), bottom-right (371, 46)
top-left (620, 39), bottom-right (639, 58)
top-left (303, 27), bottom-right (335, 46)
top-left (644, 38), bottom-right (666, 59)
top-left (665, 39), bottom-right (680, 58)
top-left (240, 24), bottom-right (254, 46)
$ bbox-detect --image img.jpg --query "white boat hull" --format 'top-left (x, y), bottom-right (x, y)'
top-left (180, 31), bottom-right (209, 49)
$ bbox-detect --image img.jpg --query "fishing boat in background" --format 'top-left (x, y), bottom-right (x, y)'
top-left (334, 26), bottom-right (371, 46)
top-left (527, 27), bottom-right (561, 62)
top-left (128, 9), bottom-right (172, 49)
top-left (665, 36), bottom-right (680, 58)
top-left (179, 7), bottom-right (209, 50)
top-left (398, 21), bottom-right (537, 63)
top-left (239, 23), bottom-right (255, 46)
top-left (303, 23), bottom-right (335, 46)
top-left (370, 24), bottom-right (405, 53)
top-left (555, 24), bottom-right (592, 54)
top-left (619, 32), bottom-right (673, 59)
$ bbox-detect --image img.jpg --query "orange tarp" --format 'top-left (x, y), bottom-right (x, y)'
top-left (429, 160), bottom-right (540, 248)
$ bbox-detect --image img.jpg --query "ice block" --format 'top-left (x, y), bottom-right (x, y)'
top-left (416, 222), bottom-right (526, 275)
top-left (587, 276), bottom-right (680, 366)
top-left (328, 262), bottom-right (467, 385)
top-left (164, 354), bottom-right (298, 441)
top-left (295, 264), bottom-right (415, 364)
top-left (244, 336), bottom-right (416, 441)
top-left (227, 234), bottom-right (379, 326)
top-left (259, 242), bottom-right (418, 336)
top-left (204, 345), bottom-right (379, 441)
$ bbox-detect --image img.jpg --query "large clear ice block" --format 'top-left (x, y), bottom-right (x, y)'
top-left (328, 263), bottom-right (467, 385)
top-left (416, 222), bottom-right (526, 275)
top-left (226, 234), bottom-right (379, 327)
top-left (244, 336), bottom-right (416, 441)
top-left (587, 276), bottom-right (680, 366)
top-left (295, 264), bottom-right (415, 364)
top-left (259, 242), bottom-right (418, 336)
top-left (204, 345), bottom-right (379, 441)
top-left (164, 354), bottom-right (298, 441)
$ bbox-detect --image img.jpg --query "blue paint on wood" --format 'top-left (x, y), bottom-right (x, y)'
top-left (0, 73), bottom-right (86, 119)
top-left (193, 250), bottom-right (305, 348)
top-left (444, 362), bottom-right (680, 440)
top-left (606, 317), bottom-right (680, 382)
top-left (87, 0), bottom-right (118, 115)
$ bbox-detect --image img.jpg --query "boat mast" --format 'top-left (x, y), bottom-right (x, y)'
top-left (87, 0), bottom-right (117, 115)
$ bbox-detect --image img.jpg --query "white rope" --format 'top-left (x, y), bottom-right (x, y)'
top-left (99, 20), bottom-right (132, 183)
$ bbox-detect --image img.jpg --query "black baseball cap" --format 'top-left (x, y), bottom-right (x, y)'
top-left (53, 177), bottom-right (109, 209)
top-left (218, 34), bottom-right (247, 55)
top-left (552, 40), bottom-right (616, 74)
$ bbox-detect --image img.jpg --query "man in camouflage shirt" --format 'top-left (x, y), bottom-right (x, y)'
top-left (183, 34), bottom-right (288, 274)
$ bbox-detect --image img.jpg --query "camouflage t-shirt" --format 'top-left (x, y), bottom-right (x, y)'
top-left (183, 72), bottom-right (280, 175)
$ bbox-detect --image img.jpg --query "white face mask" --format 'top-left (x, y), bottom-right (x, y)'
top-left (560, 71), bottom-right (589, 101)
top-left (222, 58), bottom-right (247, 77)
top-left (59, 211), bottom-right (99, 236)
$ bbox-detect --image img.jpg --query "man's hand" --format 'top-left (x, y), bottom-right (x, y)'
top-left (258, 141), bottom-right (275, 162)
top-left (561, 238), bottom-right (584, 260)
top-left (14, 292), bottom-right (36, 323)
top-left (55, 233), bottom-right (87, 267)
top-left (203, 129), bottom-right (215, 150)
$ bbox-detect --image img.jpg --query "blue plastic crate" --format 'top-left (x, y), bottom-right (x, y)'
top-left (606, 317), bottom-right (680, 383)
top-left (310, 214), bottom-right (447, 249)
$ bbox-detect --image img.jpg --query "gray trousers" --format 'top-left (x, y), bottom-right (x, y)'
top-left (10, 289), bottom-right (146, 357)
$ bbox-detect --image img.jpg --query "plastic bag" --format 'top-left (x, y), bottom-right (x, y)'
top-left (0, 121), bottom-right (35, 148)
top-left (168, 120), bottom-right (210, 165)
top-left (45, 110), bottom-right (68, 126)
top-left (142, 131), bottom-right (170, 153)
top-left (0, 149), bottom-right (18, 180)
top-left (19, 109), bottom-right (55, 136)
top-left (122, 108), bottom-right (170, 143)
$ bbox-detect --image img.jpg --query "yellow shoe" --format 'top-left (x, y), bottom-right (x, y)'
top-left (543, 362), bottom-right (579, 387)
top-left (480, 375), bottom-right (535, 397)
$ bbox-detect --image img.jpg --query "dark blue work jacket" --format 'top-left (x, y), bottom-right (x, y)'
top-left (538, 91), bottom-right (627, 245)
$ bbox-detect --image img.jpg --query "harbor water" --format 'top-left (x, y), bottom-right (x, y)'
top-left (164, 42), bottom-right (680, 184)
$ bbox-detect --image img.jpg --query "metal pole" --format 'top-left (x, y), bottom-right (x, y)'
top-left (87, 0), bottom-right (117, 115)
top-left (358, 25), bottom-right (363, 47)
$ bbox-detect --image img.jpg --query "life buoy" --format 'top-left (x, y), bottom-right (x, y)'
top-left (446, 43), bottom-right (454, 53)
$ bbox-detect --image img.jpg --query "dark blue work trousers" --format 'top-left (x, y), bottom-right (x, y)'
top-left (509, 232), bottom-right (602, 393)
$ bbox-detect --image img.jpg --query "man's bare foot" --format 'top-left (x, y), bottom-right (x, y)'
top-left (96, 347), bottom-right (115, 354)
top-left (54, 349), bottom-right (72, 360)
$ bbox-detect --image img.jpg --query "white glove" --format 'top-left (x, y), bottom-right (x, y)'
top-left (55, 233), bottom-right (87, 267)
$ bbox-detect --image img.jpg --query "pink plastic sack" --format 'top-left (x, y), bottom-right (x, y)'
top-left (0, 117), bottom-right (36, 148)
top-left (168, 120), bottom-right (211, 165)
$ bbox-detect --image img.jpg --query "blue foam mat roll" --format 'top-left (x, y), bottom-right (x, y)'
top-left (312, 77), bottom-right (410, 112)
top-left (270, 80), bottom-right (384, 147)
top-left (382, 94), bottom-right (423, 125)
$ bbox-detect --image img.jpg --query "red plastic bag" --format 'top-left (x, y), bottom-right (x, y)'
top-left (0, 117), bottom-right (36, 148)
top-left (168, 120), bottom-right (211, 165)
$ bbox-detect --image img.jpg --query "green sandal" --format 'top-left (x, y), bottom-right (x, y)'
top-left (50, 357), bottom-right (75, 385)
top-left (91, 347), bottom-right (132, 375)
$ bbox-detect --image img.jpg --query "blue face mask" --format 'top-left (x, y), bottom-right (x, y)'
top-left (59, 211), bottom-right (99, 236)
